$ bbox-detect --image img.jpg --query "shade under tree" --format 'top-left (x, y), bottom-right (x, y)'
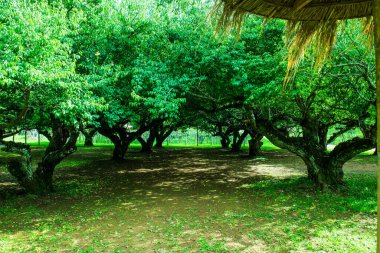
top-left (213, 0), bottom-right (379, 248)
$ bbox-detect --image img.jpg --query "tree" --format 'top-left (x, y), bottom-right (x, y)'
top-left (69, 0), bottom-right (156, 159)
top-left (250, 22), bottom-right (375, 188)
top-left (183, 17), bottom-right (284, 154)
top-left (0, 0), bottom-right (100, 194)
top-left (80, 127), bottom-right (97, 147)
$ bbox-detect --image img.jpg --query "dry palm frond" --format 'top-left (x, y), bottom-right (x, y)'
top-left (284, 19), bottom-right (338, 82)
top-left (212, 0), bottom-right (374, 82)
top-left (213, 0), bottom-right (373, 23)
top-left (361, 16), bottom-right (374, 47)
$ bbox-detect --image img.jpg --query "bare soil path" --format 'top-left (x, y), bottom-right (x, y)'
top-left (0, 147), bottom-right (376, 252)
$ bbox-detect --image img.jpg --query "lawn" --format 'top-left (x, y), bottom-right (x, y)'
top-left (0, 147), bottom-right (376, 252)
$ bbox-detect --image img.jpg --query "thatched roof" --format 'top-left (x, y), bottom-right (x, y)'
top-left (213, 0), bottom-right (374, 81)
top-left (215, 0), bottom-right (373, 22)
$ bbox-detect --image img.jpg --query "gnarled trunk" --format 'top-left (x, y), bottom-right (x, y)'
top-left (31, 122), bottom-right (79, 193)
top-left (154, 139), bottom-right (164, 148)
top-left (258, 118), bottom-right (374, 189)
top-left (301, 155), bottom-right (344, 189)
top-left (154, 125), bottom-right (174, 149)
top-left (98, 126), bottom-right (130, 160)
top-left (299, 138), bottom-right (373, 189)
top-left (98, 120), bottom-right (154, 159)
top-left (84, 137), bottom-right (94, 147)
top-left (231, 130), bottom-right (248, 152)
top-left (82, 129), bottom-right (96, 147)
top-left (220, 137), bottom-right (230, 148)
top-left (0, 129), bottom-right (4, 140)
top-left (2, 141), bottom-right (35, 190)
top-left (112, 139), bottom-right (129, 160)
top-left (138, 127), bottom-right (157, 153)
top-left (214, 126), bottom-right (232, 149)
top-left (248, 133), bottom-right (263, 157)
top-left (2, 121), bottom-right (79, 194)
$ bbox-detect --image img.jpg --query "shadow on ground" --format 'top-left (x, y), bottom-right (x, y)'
top-left (0, 147), bottom-right (376, 252)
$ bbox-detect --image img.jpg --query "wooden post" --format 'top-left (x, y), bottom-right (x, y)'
top-left (196, 128), bottom-right (199, 147)
top-left (24, 130), bottom-right (27, 144)
top-left (374, 0), bottom-right (380, 250)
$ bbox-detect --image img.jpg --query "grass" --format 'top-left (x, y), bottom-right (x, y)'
top-left (7, 136), bottom-right (280, 152)
top-left (0, 147), bottom-right (376, 252)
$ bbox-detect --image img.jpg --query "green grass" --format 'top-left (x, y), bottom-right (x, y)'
top-left (13, 136), bottom-right (280, 151)
top-left (238, 176), bottom-right (377, 252)
top-left (0, 147), bottom-right (376, 252)
top-left (12, 135), bottom-right (376, 156)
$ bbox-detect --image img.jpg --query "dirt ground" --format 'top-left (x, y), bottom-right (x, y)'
top-left (0, 147), bottom-right (377, 252)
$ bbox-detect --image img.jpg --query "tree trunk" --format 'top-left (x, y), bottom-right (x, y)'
top-left (139, 142), bottom-right (152, 153)
top-left (3, 142), bottom-right (55, 194)
top-left (154, 139), bottom-right (164, 148)
top-left (154, 126), bottom-right (174, 149)
top-left (220, 137), bottom-right (230, 148)
top-left (98, 126), bottom-right (129, 160)
top-left (7, 159), bottom-right (56, 194)
top-left (302, 137), bottom-right (373, 189)
top-left (258, 119), bottom-right (373, 190)
top-left (31, 123), bottom-right (79, 193)
top-left (7, 159), bottom-right (50, 194)
top-left (138, 128), bottom-right (156, 153)
top-left (33, 163), bottom-right (55, 193)
top-left (1, 141), bottom-right (35, 190)
top-left (231, 131), bottom-right (238, 151)
top-left (248, 134), bottom-right (263, 157)
top-left (0, 129), bottom-right (4, 140)
top-left (112, 139), bottom-right (128, 160)
top-left (84, 136), bottom-right (94, 147)
top-left (231, 130), bottom-right (248, 152)
top-left (216, 127), bottom-right (232, 149)
top-left (83, 129), bottom-right (96, 147)
top-left (301, 156), bottom-right (344, 190)
top-left (2, 122), bottom-right (79, 194)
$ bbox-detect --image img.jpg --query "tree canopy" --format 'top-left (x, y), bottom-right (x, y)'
top-left (0, 0), bottom-right (376, 192)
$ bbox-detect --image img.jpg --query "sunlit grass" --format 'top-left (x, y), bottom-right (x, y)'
top-left (0, 147), bottom-right (376, 252)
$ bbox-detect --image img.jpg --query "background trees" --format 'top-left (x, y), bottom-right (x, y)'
top-left (0, 0), bottom-right (375, 192)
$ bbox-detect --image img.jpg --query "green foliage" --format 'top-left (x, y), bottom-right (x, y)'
top-left (0, 0), bottom-right (73, 128)
top-left (248, 20), bottom-right (375, 165)
top-left (0, 0), bottom-right (103, 132)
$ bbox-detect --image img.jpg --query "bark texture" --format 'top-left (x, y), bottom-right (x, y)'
top-left (138, 126), bottom-right (157, 153)
top-left (258, 118), bottom-right (374, 189)
top-left (154, 124), bottom-right (175, 148)
top-left (1, 121), bottom-right (79, 194)
top-left (82, 129), bottom-right (96, 147)
top-left (98, 120), bottom-right (154, 160)
top-left (231, 130), bottom-right (248, 152)
top-left (248, 133), bottom-right (263, 157)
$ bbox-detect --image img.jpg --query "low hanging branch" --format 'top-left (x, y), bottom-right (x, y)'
top-left (2, 129), bottom-right (22, 139)
top-left (0, 140), bottom-right (34, 187)
top-left (0, 120), bottom-right (80, 194)
top-left (1, 90), bottom-right (31, 129)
